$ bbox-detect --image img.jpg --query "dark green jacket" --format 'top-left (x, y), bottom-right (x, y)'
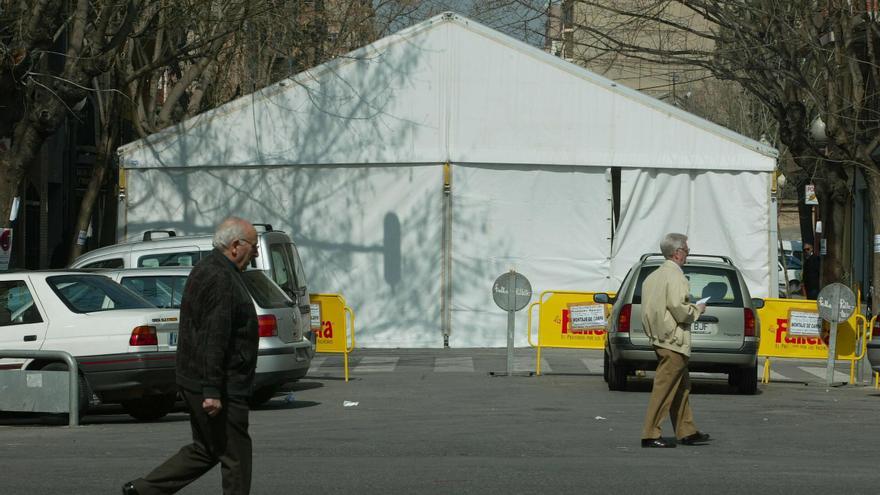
top-left (176, 249), bottom-right (258, 398)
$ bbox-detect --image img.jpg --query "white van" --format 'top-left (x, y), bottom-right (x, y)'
top-left (70, 225), bottom-right (315, 341)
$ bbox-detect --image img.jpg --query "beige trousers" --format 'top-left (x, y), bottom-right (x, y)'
top-left (641, 347), bottom-right (698, 440)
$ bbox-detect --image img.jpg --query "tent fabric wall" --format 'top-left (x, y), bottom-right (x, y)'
top-left (124, 165), bottom-right (444, 348)
top-left (610, 169), bottom-right (771, 297)
top-left (114, 13), bottom-right (778, 348)
top-left (450, 164), bottom-right (612, 347)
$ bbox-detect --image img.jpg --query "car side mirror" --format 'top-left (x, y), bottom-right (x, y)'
top-left (593, 293), bottom-right (611, 304)
top-left (751, 298), bottom-right (765, 309)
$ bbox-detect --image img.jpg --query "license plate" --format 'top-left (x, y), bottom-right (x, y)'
top-left (168, 332), bottom-right (178, 347)
top-left (691, 322), bottom-right (715, 335)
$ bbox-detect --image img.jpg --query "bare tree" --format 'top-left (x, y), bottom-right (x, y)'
top-left (0, 0), bottom-right (145, 227)
top-left (541, 1), bottom-right (880, 310)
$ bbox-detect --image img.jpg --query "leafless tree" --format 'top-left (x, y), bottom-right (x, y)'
top-left (540, 0), bottom-right (880, 310)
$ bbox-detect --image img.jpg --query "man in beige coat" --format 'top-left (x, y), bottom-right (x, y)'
top-left (640, 233), bottom-right (711, 448)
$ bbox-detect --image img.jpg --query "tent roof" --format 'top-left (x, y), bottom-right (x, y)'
top-left (119, 12), bottom-right (777, 172)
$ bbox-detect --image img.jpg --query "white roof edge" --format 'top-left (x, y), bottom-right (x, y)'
top-left (118, 11), bottom-right (779, 163)
top-left (118, 13), bottom-right (455, 158)
top-left (444, 13), bottom-right (779, 161)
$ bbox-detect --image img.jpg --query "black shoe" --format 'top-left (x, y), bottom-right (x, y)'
top-left (679, 431), bottom-right (711, 445)
top-left (641, 437), bottom-right (676, 448)
top-left (122, 481), bottom-right (139, 495)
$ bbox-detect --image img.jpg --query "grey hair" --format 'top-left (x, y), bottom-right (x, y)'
top-left (212, 217), bottom-right (251, 249)
top-left (659, 233), bottom-right (688, 258)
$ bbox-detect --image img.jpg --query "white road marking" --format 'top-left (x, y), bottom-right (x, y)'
top-left (308, 357), bottom-right (326, 371)
top-left (514, 355), bottom-right (551, 373)
top-left (434, 357), bottom-right (475, 372)
top-left (799, 366), bottom-right (850, 383)
top-left (581, 358), bottom-right (604, 373)
top-left (354, 356), bottom-right (399, 373)
top-left (757, 363), bottom-right (789, 382)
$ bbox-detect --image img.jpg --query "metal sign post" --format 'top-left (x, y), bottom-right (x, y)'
top-left (816, 283), bottom-right (856, 386)
top-left (491, 270), bottom-right (532, 376)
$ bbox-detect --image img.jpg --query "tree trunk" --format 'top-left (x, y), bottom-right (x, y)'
top-left (68, 121), bottom-right (117, 264)
top-left (0, 112), bottom-right (61, 228)
top-left (865, 172), bottom-right (880, 315)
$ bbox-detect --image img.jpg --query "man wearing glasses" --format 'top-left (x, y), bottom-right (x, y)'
top-left (639, 233), bottom-right (710, 448)
top-left (125, 217), bottom-right (260, 494)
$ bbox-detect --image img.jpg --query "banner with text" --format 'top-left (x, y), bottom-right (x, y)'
top-left (536, 291), bottom-right (613, 350)
top-left (757, 298), bottom-right (858, 360)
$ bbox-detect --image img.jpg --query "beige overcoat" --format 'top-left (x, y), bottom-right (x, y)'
top-left (640, 259), bottom-right (701, 356)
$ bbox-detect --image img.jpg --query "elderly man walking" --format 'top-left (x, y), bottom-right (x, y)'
top-left (640, 233), bottom-right (711, 448)
top-left (124, 217), bottom-right (260, 494)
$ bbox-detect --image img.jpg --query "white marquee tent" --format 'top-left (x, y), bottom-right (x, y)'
top-left (117, 12), bottom-right (778, 348)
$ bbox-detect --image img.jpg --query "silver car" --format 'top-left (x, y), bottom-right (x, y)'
top-left (99, 267), bottom-right (314, 405)
top-left (595, 254), bottom-right (764, 394)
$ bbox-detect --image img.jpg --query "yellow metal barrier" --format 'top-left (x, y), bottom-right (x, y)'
top-left (757, 298), bottom-right (868, 384)
top-left (310, 293), bottom-right (355, 382)
top-left (527, 290), bottom-right (614, 375)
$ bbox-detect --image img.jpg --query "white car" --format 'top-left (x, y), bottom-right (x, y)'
top-left (99, 267), bottom-right (314, 406)
top-left (70, 225), bottom-right (315, 344)
top-left (0, 271), bottom-right (180, 420)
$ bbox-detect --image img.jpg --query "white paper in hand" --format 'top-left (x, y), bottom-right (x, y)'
top-left (695, 296), bottom-right (710, 306)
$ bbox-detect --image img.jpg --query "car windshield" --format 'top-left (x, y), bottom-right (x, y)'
top-left (242, 271), bottom-right (291, 309)
top-left (632, 265), bottom-right (743, 307)
top-left (780, 255), bottom-right (802, 269)
top-left (47, 274), bottom-right (154, 313)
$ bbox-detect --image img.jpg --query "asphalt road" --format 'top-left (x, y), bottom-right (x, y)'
top-left (2, 348), bottom-right (879, 494)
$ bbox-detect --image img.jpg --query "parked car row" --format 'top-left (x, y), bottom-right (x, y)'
top-left (595, 253), bottom-right (763, 395)
top-left (0, 225), bottom-right (315, 420)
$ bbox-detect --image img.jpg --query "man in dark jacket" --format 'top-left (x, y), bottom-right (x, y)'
top-left (802, 243), bottom-right (820, 299)
top-left (125, 217), bottom-right (259, 495)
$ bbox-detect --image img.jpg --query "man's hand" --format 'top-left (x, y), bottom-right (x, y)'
top-left (696, 303), bottom-right (707, 314)
top-left (203, 398), bottom-right (222, 417)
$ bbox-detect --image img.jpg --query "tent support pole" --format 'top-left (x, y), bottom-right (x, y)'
top-left (441, 162), bottom-right (452, 347)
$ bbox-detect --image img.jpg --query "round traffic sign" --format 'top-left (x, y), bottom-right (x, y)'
top-left (816, 283), bottom-right (856, 323)
top-left (492, 271), bottom-right (532, 312)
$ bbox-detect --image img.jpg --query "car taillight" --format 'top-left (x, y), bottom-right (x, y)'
top-left (744, 308), bottom-right (756, 337)
top-left (258, 315), bottom-right (278, 337)
top-left (130, 325), bottom-right (158, 346)
top-left (618, 304), bottom-right (632, 333)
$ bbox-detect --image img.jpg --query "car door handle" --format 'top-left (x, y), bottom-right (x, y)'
top-left (697, 316), bottom-right (719, 323)
top-left (23, 335), bottom-right (37, 342)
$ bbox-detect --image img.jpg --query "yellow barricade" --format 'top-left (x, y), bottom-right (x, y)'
top-left (310, 293), bottom-right (355, 382)
top-left (527, 290), bottom-right (614, 375)
top-left (757, 298), bottom-right (869, 384)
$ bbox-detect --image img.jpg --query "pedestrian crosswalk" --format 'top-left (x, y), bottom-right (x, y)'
top-left (798, 366), bottom-right (850, 383)
top-left (306, 351), bottom-right (863, 385)
top-left (434, 357), bottom-right (475, 372)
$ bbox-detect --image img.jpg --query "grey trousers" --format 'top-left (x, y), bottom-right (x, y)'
top-left (133, 389), bottom-right (252, 495)
top-left (641, 347), bottom-right (698, 440)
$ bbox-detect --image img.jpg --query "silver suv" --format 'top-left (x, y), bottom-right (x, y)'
top-left (595, 254), bottom-right (763, 394)
top-left (69, 224), bottom-right (314, 344)
top-left (100, 267), bottom-right (313, 406)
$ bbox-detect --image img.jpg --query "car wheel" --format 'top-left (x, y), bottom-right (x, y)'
top-left (248, 386), bottom-right (279, 407)
top-left (122, 393), bottom-right (177, 421)
top-left (607, 359), bottom-right (627, 391)
top-left (41, 362), bottom-right (89, 417)
top-left (603, 350), bottom-right (610, 383)
top-left (735, 366), bottom-right (758, 395)
top-left (727, 372), bottom-right (737, 387)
